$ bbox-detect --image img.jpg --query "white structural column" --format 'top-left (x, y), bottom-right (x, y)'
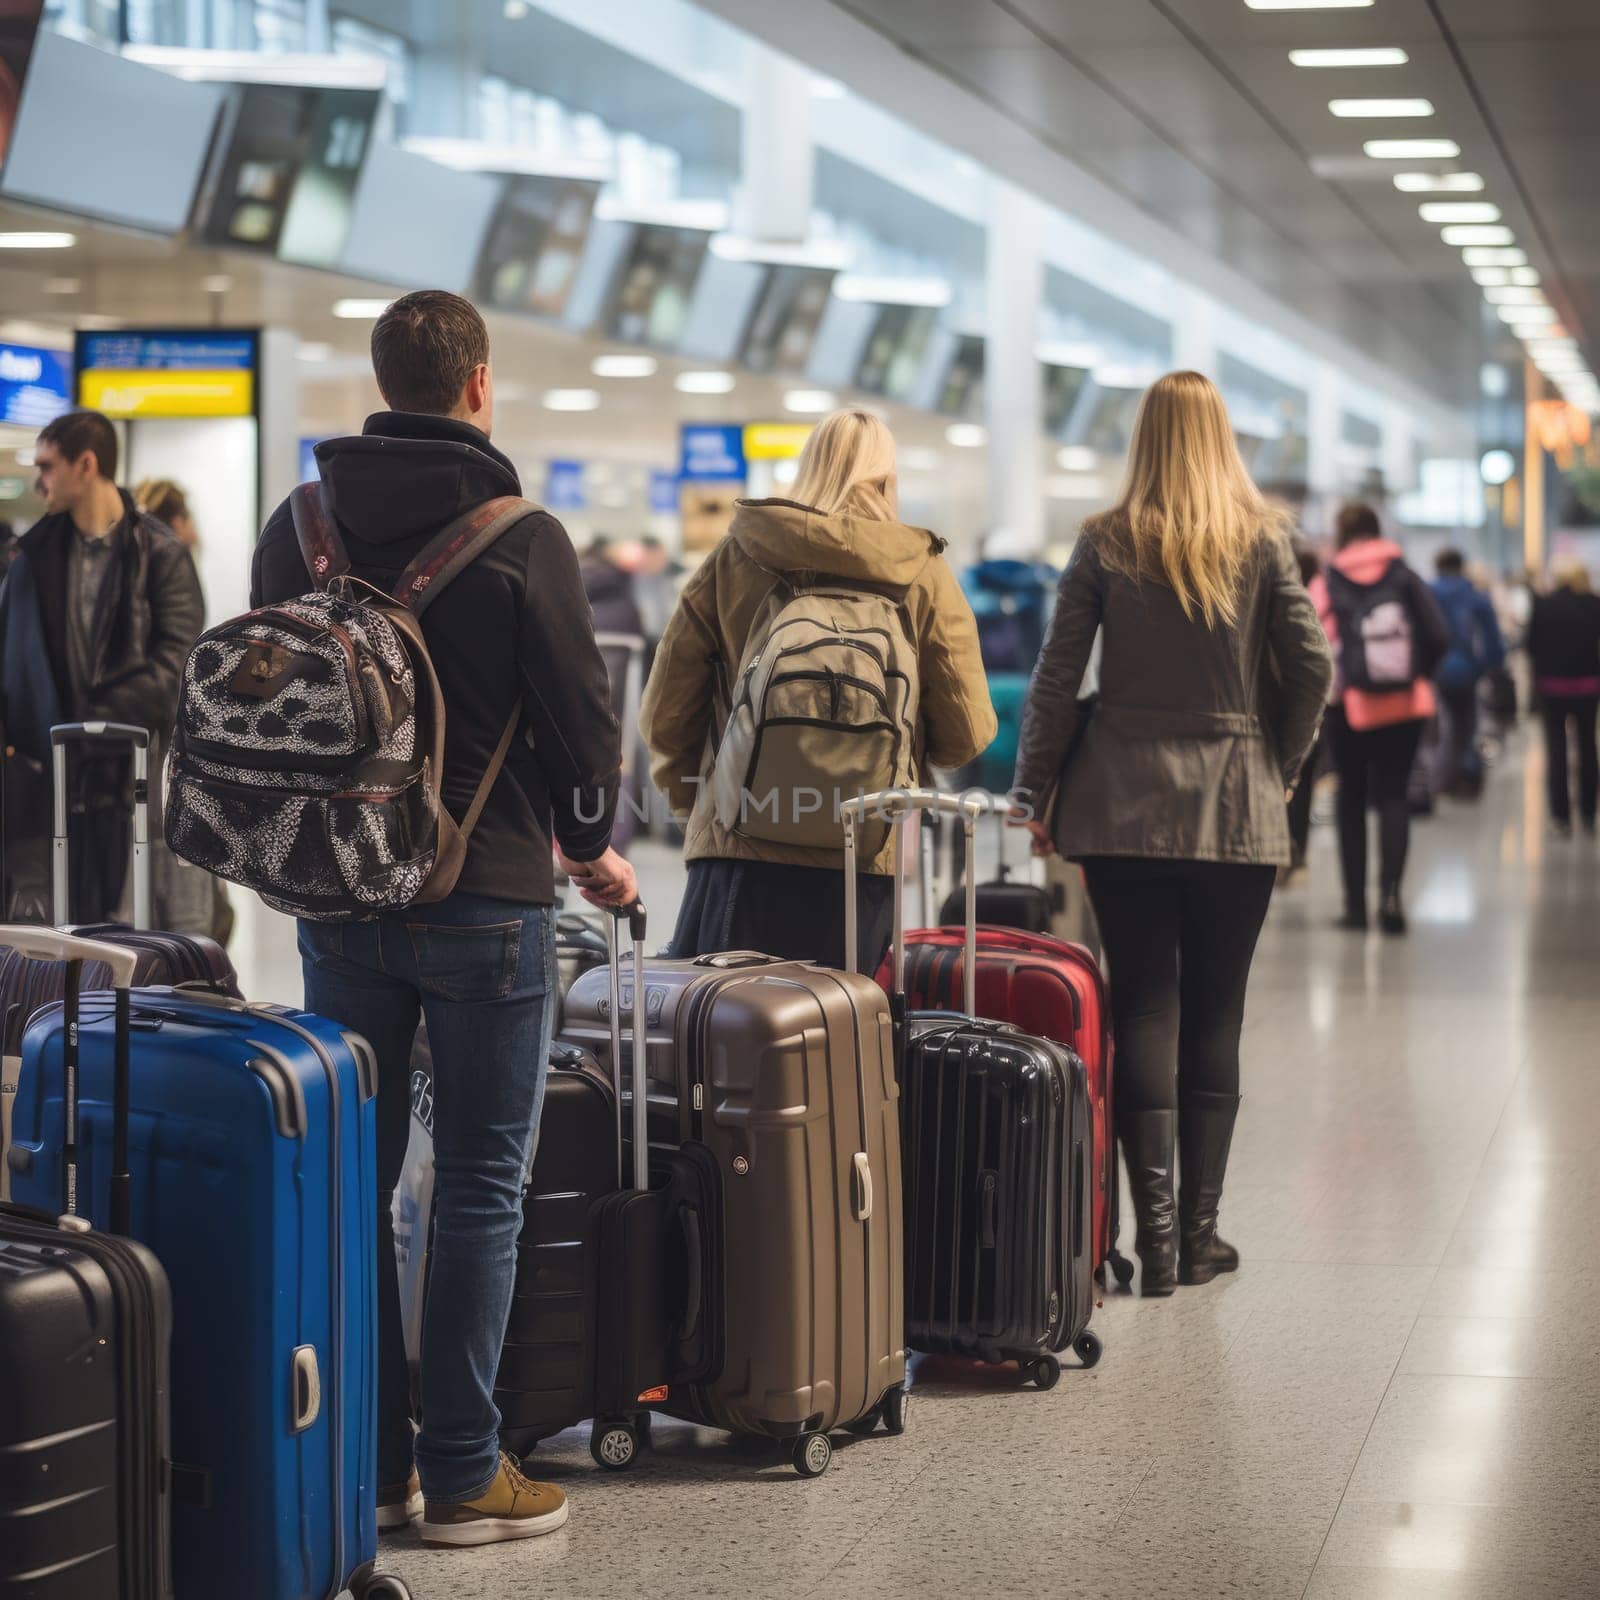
top-left (738, 44), bottom-right (814, 242)
top-left (1307, 364), bottom-right (1343, 501)
top-left (1172, 286), bottom-right (1217, 378)
top-left (985, 179), bottom-right (1046, 555)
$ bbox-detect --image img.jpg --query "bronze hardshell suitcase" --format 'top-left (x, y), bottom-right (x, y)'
top-left (561, 945), bottom-right (908, 1476)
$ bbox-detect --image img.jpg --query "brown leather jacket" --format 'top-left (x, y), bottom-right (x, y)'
top-left (1013, 517), bottom-right (1333, 867)
top-left (640, 498), bottom-right (997, 873)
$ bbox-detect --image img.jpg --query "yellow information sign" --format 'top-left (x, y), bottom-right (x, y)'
top-left (78, 368), bottom-right (255, 419)
top-left (743, 422), bottom-right (814, 461)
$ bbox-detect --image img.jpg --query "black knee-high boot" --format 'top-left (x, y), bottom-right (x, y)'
top-left (1179, 1091), bottom-right (1241, 1285)
top-left (1119, 1109), bottom-right (1178, 1297)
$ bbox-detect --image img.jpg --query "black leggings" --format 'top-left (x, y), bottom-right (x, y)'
top-left (1540, 694), bottom-right (1599, 827)
top-left (1082, 858), bottom-right (1275, 1114)
top-left (1327, 710), bottom-right (1426, 910)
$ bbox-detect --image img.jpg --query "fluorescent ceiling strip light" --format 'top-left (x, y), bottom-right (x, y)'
top-left (1470, 268), bottom-right (1509, 287)
top-left (1394, 172), bottom-right (1483, 193)
top-left (1482, 287), bottom-right (1546, 307)
top-left (1500, 304), bottom-right (1558, 325)
top-left (1441, 225), bottom-right (1515, 246)
top-left (945, 424), bottom-right (988, 448)
top-left (591, 353), bottom-right (658, 378)
top-left (1419, 202), bottom-right (1501, 223)
top-left (1365, 139), bottom-right (1460, 159)
top-left (1290, 47), bottom-right (1407, 67)
top-left (333, 298), bottom-right (392, 318)
top-left (674, 370), bottom-right (736, 394)
top-left (1461, 247), bottom-right (1527, 267)
top-left (542, 388), bottom-right (602, 411)
top-left (783, 389), bottom-right (836, 414)
top-left (1511, 267), bottom-right (1541, 286)
top-left (0, 232), bottom-right (75, 248)
top-left (1246, 1), bottom-right (1374, 9)
top-left (1331, 99), bottom-right (1434, 118)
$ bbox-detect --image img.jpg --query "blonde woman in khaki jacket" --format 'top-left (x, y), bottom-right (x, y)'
top-left (641, 409), bottom-right (996, 970)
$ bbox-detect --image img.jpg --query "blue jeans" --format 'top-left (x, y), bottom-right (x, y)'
top-left (298, 894), bottom-right (556, 1503)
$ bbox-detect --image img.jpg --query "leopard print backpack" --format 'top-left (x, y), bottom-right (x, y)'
top-left (165, 484), bottom-right (535, 920)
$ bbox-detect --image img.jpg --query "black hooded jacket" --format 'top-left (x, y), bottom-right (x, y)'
top-left (250, 411), bottom-right (618, 905)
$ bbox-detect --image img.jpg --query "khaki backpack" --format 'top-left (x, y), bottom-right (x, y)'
top-left (712, 579), bottom-right (921, 856)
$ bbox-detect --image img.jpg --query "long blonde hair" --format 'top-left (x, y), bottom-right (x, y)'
top-left (1551, 556), bottom-right (1592, 594)
top-left (789, 409), bottom-right (899, 521)
top-left (1099, 370), bottom-right (1283, 627)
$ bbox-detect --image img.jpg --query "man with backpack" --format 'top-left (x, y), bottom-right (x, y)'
top-left (241, 290), bottom-right (633, 1547)
top-left (1429, 548), bottom-right (1504, 799)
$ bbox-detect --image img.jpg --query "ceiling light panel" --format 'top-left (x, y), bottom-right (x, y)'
top-left (1290, 48), bottom-right (1407, 67)
top-left (1418, 202), bottom-right (1501, 223)
top-left (1331, 99), bottom-right (1434, 118)
top-left (1461, 247), bottom-right (1527, 267)
top-left (1394, 172), bottom-right (1484, 193)
top-left (1246, 0), bottom-right (1374, 9)
top-left (1441, 225), bottom-right (1515, 246)
top-left (1365, 139), bottom-right (1460, 159)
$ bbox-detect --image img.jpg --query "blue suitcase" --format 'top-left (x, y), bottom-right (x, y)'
top-left (7, 983), bottom-right (410, 1600)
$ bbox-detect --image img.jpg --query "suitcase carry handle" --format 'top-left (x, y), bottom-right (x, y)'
top-left (842, 788), bottom-right (980, 1018)
top-left (602, 901), bottom-right (650, 1192)
top-left (0, 925), bottom-right (136, 1233)
top-left (50, 721), bottom-right (154, 930)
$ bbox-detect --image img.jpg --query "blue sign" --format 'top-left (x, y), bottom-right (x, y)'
top-left (545, 459), bottom-right (588, 511)
top-left (77, 330), bottom-right (258, 372)
top-left (679, 424), bottom-right (746, 482)
top-left (299, 436), bottom-right (329, 483)
top-left (0, 343), bottom-right (72, 427)
top-left (649, 469), bottom-right (679, 515)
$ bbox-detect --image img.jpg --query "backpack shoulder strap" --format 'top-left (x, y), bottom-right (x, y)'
top-left (395, 496), bottom-right (541, 617)
top-left (289, 482), bottom-right (350, 590)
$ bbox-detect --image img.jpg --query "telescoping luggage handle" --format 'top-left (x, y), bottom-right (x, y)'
top-left (601, 900), bottom-right (650, 1192)
top-left (842, 789), bottom-right (982, 1018)
top-left (51, 722), bottom-right (154, 931)
top-left (0, 926), bottom-right (138, 1234)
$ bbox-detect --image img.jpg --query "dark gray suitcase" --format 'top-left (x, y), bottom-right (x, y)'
top-left (846, 790), bottom-right (1100, 1387)
top-left (0, 928), bottom-right (172, 1600)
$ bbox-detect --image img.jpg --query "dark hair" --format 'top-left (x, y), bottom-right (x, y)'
top-left (1335, 501), bottom-right (1381, 549)
top-left (37, 409), bottom-right (119, 482)
top-left (370, 290), bottom-right (490, 414)
top-left (1435, 547), bottom-right (1465, 577)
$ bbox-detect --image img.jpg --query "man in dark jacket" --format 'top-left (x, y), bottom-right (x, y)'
top-left (251, 289), bottom-right (634, 1548)
top-left (1429, 548), bottom-right (1504, 799)
top-left (0, 409), bottom-right (203, 919)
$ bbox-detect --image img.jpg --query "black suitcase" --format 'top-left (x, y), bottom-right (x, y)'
top-left (0, 927), bottom-right (173, 1600)
top-left (496, 906), bottom-right (716, 1472)
top-left (848, 790), bottom-right (1099, 1387)
top-left (936, 806), bottom-right (1053, 935)
top-left (2, 725), bottom-right (238, 1197)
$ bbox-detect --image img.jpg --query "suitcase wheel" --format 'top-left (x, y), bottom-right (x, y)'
top-left (353, 1576), bottom-right (411, 1600)
top-left (590, 1418), bottom-right (643, 1470)
top-left (880, 1383), bottom-right (909, 1436)
top-left (1074, 1331), bottom-right (1103, 1370)
top-left (844, 1382), bottom-right (910, 1439)
top-left (1108, 1250), bottom-right (1136, 1290)
top-left (792, 1431), bottom-right (833, 1477)
top-left (1024, 1354), bottom-right (1062, 1391)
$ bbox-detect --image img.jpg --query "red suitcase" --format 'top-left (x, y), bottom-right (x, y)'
top-left (878, 921), bottom-right (1131, 1289)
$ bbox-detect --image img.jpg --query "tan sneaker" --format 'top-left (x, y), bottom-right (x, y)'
top-left (376, 1470), bottom-right (422, 1531)
top-left (420, 1453), bottom-right (569, 1547)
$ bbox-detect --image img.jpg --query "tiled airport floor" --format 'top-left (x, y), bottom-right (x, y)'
top-left (254, 731), bottom-right (1599, 1600)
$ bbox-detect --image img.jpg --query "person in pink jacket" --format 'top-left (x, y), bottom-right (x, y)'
top-left (1310, 504), bottom-right (1450, 934)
